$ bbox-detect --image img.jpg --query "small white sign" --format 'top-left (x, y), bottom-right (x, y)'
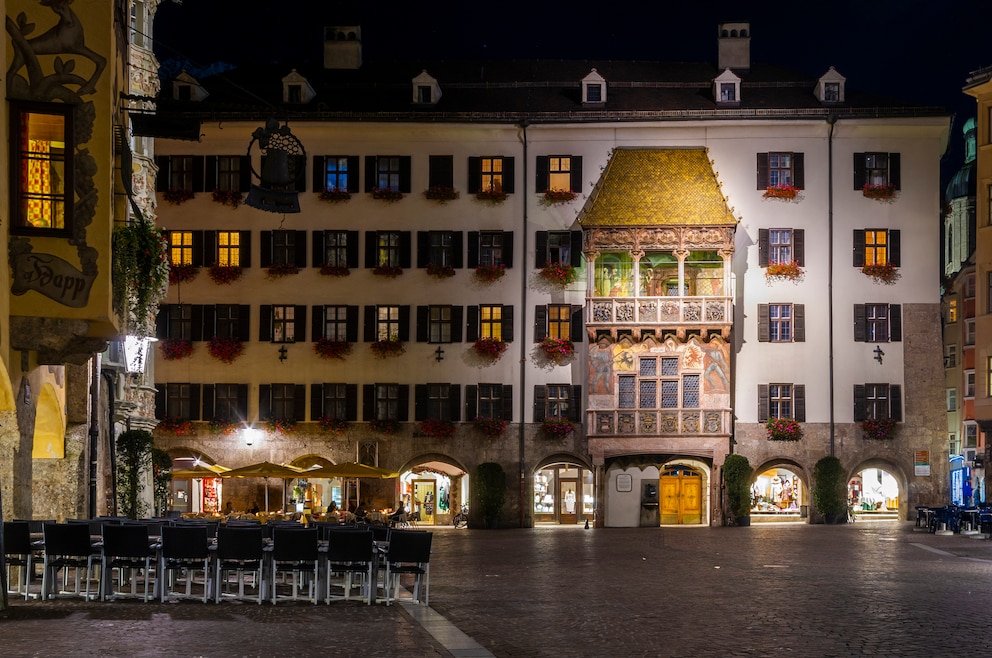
top-left (616, 473), bottom-right (632, 492)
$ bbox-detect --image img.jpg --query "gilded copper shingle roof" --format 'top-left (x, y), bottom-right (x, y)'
top-left (578, 148), bottom-right (738, 227)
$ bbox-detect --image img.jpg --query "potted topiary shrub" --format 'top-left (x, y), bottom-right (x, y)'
top-left (813, 456), bottom-right (848, 524)
top-left (476, 462), bottom-right (506, 529)
top-left (722, 453), bottom-right (753, 526)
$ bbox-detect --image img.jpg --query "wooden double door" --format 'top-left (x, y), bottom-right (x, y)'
top-left (660, 466), bottom-right (703, 525)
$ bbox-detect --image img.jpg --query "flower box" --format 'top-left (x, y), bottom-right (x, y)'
top-left (371, 418), bottom-right (400, 435)
top-left (313, 338), bottom-right (353, 360)
top-left (318, 417), bottom-right (349, 434)
top-left (209, 418), bottom-right (242, 435)
top-left (159, 338), bottom-right (194, 361)
top-left (266, 417), bottom-right (297, 434)
top-left (541, 417), bottom-right (574, 438)
top-left (370, 340), bottom-right (405, 359)
top-left (474, 416), bottom-right (508, 437)
top-left (766, 417), bottom-right (802, 441)
top-left (426, 263), bottom-right (456, 279)
top-left (319, 188), bottom-right (352, 203)
top-left (861, 262), bottom-right (900, 285)
top-left (212, 189), bottom-right (243, 208)
top-left (319, 264), bottom-right (351, 277)
top-left (163, 188), bottom-right (194, 205)
top-left (169, 264), bottom-right (200, 285)
top-left (539, 337), bottom-right (575, 365)
top-left (473, 337), bottom-right (508, 362)
top-left (474, 263), bottom-right (506, 283)
top-left (862, 183), bottom-right (896, 200)
top-left (373, 265), bottom-right (404, 278)
top-left (861, 418), bottom-right (897, 440)
top-left (764, 261), bottom-right (804, 283)
top-left (157, 417), bottom-right (197, 436)
top-left (207, 336), bottom-right (244, 363)
top-left (370, 188), bottom-right (404, 202)
top-left (763, 185), bottom-right (799, 200)
top-left (539, 263), bottom-right (579, 288)
top-left (423, 185), bottom-right (460, 203)
top-left (208, 265), bottom-right (244, 285)
top-left (475, 188), bottom-right (508, 205)
top-left (420, 418), bottom-right (456, 439)
top-left (541, 189), bottom-right (577, 205)
top-left (266, 263), bottom-right (300, 279)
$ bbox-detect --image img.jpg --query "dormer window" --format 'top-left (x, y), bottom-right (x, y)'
top-left (282, 69), bottom-right (315, 104)
top-left (581, 69), bottom-right (607, 105)
top-left (816, 67), bottom-right (846, 103)
top-left (172, 70), bottom-right (208, 102)
top-left (713, 68), bottom-right (741, 106)
top-left (412, 70), bottom-right (441, 105)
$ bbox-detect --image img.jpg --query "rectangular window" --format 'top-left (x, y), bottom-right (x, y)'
top-left (165, 383), bottom-right (193, 419)
top-left (478, 384), bottom-right (504, 420)
top-left (966, 423), bottom-right (978, 448)
top-left (217, 231), bottom-right (241, 267)
top-left (215, 304), bottom-right (240, 340)
top-left (769, 229), bottom-right (793, 264)
top-left (375, 383), bottom-right (399, 421)
top-left (272, 305), bottom-right (296, 343)
top-left (944, 344), bottom-right (958, 368)
top-left (270, 383), bottom-right (297, 420)
top-left (950, 433), bottom-right (960, 456)
top-left (427, 383), bottom-right (452, 420)
top-left (966, 273), bottom-right (976, 298)
top-left (548, 304), bottom-right (572, 340)
top-left (377, 231), bottom-right (401, 268)
top-left (586, 84), bottom-right (602, 103)
top-left (548, 157), bottom-right (572, 192)
top-left (947, 388), bottom-right (958, 412)
top-left (547, 384), bottom-right (572, 419)
top-left (480, 305), bottom-right (503, 340)
top-left (417, 86), bottom-right (432, 104)
top-left (866, 304), bottom-right (889, 342)
top-left (966, 319), bottom-right (976, 346)
top-left (619, 375), bottom-right (635, 409)
top-left (323, 305), bottom-right (349, 341)
top-left (287, 85), bottom-right (302, 104)
top-left (376, 306), bottom-right (401, 342)
top-left (720, 83), bottom-right (736, 101)
top-left (769, 384), bottom-right (793, 419)
top-left (966, 369), bottom-right (976, 398)
top-left (13, 104), bottom-right (71, 231)
top-left (864, 152), bottom-right (889, 186)
top-left (216, 156), bottom-right (241, 192)
top-left (429, 231), bottom-right (454, 268)
top-left (767, 153), bottom-right (793, 187)
top-left (864, 230), bottom-right (888, 266)
top-left (272, 230), bottom-right (296, 266)
top-left (546, 231), bottom-right (572, 265)
top-left (865, 383), bottom-right (889, 420)
top-left (168, 304), bottom-right (192, 341)
top-left (683, 374), bottom-right (700, 408)
top-left (323, 156), bottom-right (350, 192)
top-left (377, 156), bottom-right (401, 192)
top-left (479, 231), bottom-right (505, 267)
top-left (429, 306), bottom-right (452, 343)
top-left (824, 82), bottom-right (839, 102)
top-left (214, 384), bottom-right (243, 421)
top-left (480, 157), bottom-right (504, 192)
top-left (169, 155), bottom-right (195, 191)
top-left (169, 231), bottom-right (195, 266)
top-left (322, 384), bottom-right (349, 421)
top-left (947, 299), bottom-right (958, 323)
top-left (769, 304), bottom-right (792, 342)
top-left (323, 231), bottom-right (349, 268)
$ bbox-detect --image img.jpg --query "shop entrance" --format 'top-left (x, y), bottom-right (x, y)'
top-left (534, 463), bottom-right (593, 525)
top-left (660, 465), bottom-right (702, 525)
top-left (849, 467), bottom-right (899, 519)
top-left (412, 479), bottom-right (437, 525)
top-left (752, 466), bottom-right (805, 522)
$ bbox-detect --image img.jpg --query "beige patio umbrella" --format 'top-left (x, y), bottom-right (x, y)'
top-left (304, 462), bottom-right (399, 479)
top-left (170, 463), bottom-right (230, 479)
top-left (220, 461), bottom-right (305, 511)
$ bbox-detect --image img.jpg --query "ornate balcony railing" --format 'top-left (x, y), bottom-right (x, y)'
top-left (588, 408), bottom-right (732, 437)
top-left (587, 296), bottom-right (733, 326)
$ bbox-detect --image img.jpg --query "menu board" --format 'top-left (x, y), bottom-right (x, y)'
top-left (203, 477), bottom-right (219, 512)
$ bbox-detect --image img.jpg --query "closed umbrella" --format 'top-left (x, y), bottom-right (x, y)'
top-left (221, 461), bottom-right (305, 511)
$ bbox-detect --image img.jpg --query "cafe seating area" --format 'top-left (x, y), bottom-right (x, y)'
top-left (914, 504), bottom-right (992, 537)
top-left (2, 517), bottom-right (432, 606)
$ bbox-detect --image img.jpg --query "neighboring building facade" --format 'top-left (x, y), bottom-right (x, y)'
top-left (150, 23), bottom-right (950, 526)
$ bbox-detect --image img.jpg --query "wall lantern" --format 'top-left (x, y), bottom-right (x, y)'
top-left (242, 427), bottom-right (262, 447)
top-left (245, 118), bottom-right (306, 214)
top-left (123, 335), bottom-right (157, 374)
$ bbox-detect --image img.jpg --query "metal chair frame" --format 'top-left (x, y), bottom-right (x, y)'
top-left (382, 530), bottom-right (433, 606)
top-left (270, 527), bottom-right (320, 605)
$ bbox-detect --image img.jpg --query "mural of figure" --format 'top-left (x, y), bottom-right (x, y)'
top-left (702, 341), bottom-right (730, 392)
top-left (589, 342), bottom-right (613, 394)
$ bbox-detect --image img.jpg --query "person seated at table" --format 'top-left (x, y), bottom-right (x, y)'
top-left (248, 501), bottom-right (260, 514)
top-left (389, 500), bottom-right (407, 525)
top-left (326, 501), bottom-right (340, 519)
top-left (224, 501), bottom-right (234, 515)
top-left (353, 502), bottom-right (368, 523)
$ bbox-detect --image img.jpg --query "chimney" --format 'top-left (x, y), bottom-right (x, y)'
top-left (324, 26), bottom-right (362, 69)
top-left (717, 22), bottom-right (750, 71)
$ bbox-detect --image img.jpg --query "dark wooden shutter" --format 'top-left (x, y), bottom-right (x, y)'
top-left (346, 231), bottom-right (359, 268)
top-left (756, 153), bottom-right (769, 190)
top-left (534, 306), bottom-right (548, 342)
top-left (757, 304), bottom-right (770, 342)
top-left (465, 385), bottom-right (478, 420)
top-left (238, 156), bottom-right (251, 192)
top-left (793, 153), bottom-right (804, 189)
top-left (889, 384), bottom-right (902, 421)
top-left (429, 155), bottom-right (453, 188)
top-left (294, 305), bottom-right (307, 342)
top-left (793, 304), bottom-right (805, 342)
top-left (853, 153), bottom-right (866, 189)
top-left (191, 156), bottom-right (205, 192)
top-left (416, 232), bottom-right (430, 269)
top-left (571, 306), bottom-right (584, 342)
top-left (450, 385), bottom-right (462, 421)
top-left (853, 304), bottom-right (866, 342)
top-left (502, 232), bottom-right (514, 268)
top-left (191, 305), bottom-right (204, 341)
top-left (205, 156), bottom-right (218, 191)
top-left (467, 157), bottom-right (481, 194)
top-left (156, 306), bottom-right (169, 339)
top-left (313, 156), bottom-right (326, 192)
top-left (414, 384), bottom-right (428, 422)
top-left (416, 306), bottom-right (429, 342)
top-left (345, 384), bottom-right (358, 421)
top-left (363, 306), bottom-right (376, 342)
top-left (502, 157), bottom-right (515, 193)
top-left (758, 384), bottom-right (769, 422)
top-left (238, 305), bottom-right (251, 342)
top-left (260, 231), bottom-right (272, 268)
top-left (362, 384), bottom-right (374, 421)
top-left (311, 305), bottom-right (324, 341)
top-left (346, 156), bottom-right (360, 193)
top-left (534, 385), bottom-right (547, 422)
top-left (189, 385), bottom-right (202, 420)
top-left (155, 156), bottom-right (170, 192)
top-left (364, 156), bottom-right (376, 193)
top-left (853, 230), bottom-right (865, 268)
top-left (535, 231), bottom-right (549, 269)
top-left (201, 306), bottom-right (217, 339)
top-left (889, 230), bottom-right (901, 267)
top-left (346, 306), bottom-right (359, 342)
top-left (202, 231), bottom-right (216, 267)
top-left (202, 384), bottom-right (215, 421)
top-left (399, 232), bottom-right (412, 269)
top-left (239, 231), bottom-right (252, 268)
top-left (569, 157), bottom-right (583, 193)
top-left (535, 156), bottom-right (550, 192)
top-left (258, 385), bottom-right (271, 420)
top-left (793, 229), bottom-right (805, 267)
top-left (569, 385), bottom-right (582, 422)
top-left (451, 306), bottom-right (464, 342)
top-left (570, 231), bottom-right (584, 268)
top-left (467, 232), bottom-right (479, 268)
top-left (397, 385), bottom-right (410, 421)
top-left (399, 305), bottom-right (411, 342)
top-left (365, 231), bottom-right (377, 268)
top-left (312, 231), bottom-right (326, 267)
top-left (758, 229), bottom-right (769, 268)
top-left (853, 385), bottom-right (866, 422)
top-left (293, 385), bottom-right (306, 421)
top-left (295, 230), bottom-right (307, 268)
top-left (501, 385), bottom-right (513, 421)
top-left (398, 156), bottom-right (412, 193)
top-left (889, 304), bottom-right (901, 342)
top-left (259, 305), bottom-right (272, 341)
top-left (503, 305), bottom-right (514, 342)
top-left (452, 231), bottom-right (463, 268)
top-left (155, 387), bottom-right (165, 419)
top-left (794, 384), bottom-right (806, 422)
top-left (466, 306), bottom-right (480, 341)
top-left (311, 383), bottom-right (323, 420)
top-left (888, 153), bottom-right (900, 190)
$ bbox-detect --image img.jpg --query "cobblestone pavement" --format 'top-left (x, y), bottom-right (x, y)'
top-left (3, 521), bottom-right (992, 657)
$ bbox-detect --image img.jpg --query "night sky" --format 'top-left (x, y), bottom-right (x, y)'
top-left (154, 1), bottom-right (987, 179)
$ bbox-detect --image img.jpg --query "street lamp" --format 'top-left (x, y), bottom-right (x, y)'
top-left (242, 427), bottom-right (262, 448)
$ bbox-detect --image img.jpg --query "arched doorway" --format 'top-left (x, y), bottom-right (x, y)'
top-left (168, 449), bottom-right (225, 514)
top-left (751, 465), bottom-right (807, 522)
top-left (398, 455), bottom-right (467, 526)
top-left (534, 460), bottom-right (594, 525)
top-left (660, 464), bottom-right (703, 525)
top-left (849, 466), bottom-right (900, 520)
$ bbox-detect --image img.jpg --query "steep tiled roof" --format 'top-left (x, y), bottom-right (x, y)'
top-left (578, 148), bottom-right (737, 227)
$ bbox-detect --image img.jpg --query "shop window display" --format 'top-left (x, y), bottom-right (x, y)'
top-left (751, 467), bottom-right (802, 515)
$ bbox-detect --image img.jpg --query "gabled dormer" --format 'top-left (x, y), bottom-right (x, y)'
top-left (713, 68), bottom-right (741, 106)
top-left (282, 69), bottom-right (316, 104)
top-left (173, 70), bottom-right (208, 102)
top-left (412, 70), bottom-right (441, 105)
top-left (582, 68), bottom-right (607, 105)
top-left (816, 67), bottom-right (846, 104)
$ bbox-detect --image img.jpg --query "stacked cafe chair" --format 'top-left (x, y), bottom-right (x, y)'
top-left (41, 522), bottom-right (101, 600)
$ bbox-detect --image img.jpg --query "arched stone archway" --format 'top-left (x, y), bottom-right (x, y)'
top-left (32, 382), bottom-right (65, 459)
top-left (396, 453), bottom-right (469, 526)
top-left (534, 453), bottom-right (595, 525)
top-left (846, 457), bottom-right (906, 520)
top-left (751, 458), bottom-right (810, 522)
